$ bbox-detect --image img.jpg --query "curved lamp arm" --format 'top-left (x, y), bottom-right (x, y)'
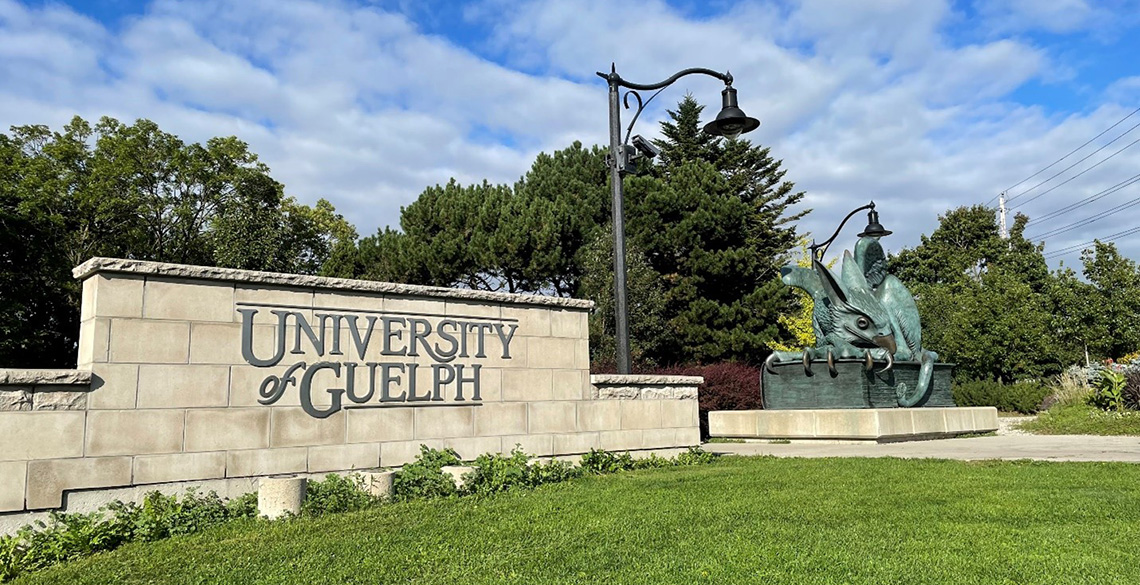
top-left (595, 67), bottom-right (733, 91)
top-left (811, 202), bottom-right (875, 262)
top-left (596, 65), bottom-right (734, 152)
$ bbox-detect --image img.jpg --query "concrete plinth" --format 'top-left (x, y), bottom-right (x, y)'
top-left (360, 471), bottom-right (395, 498)
top-left (441, 465), bottom-right (476, 489)
top-left (257, 475), bottom-right (307, 519)
top-left (708, 407), bottom-right (998, 442)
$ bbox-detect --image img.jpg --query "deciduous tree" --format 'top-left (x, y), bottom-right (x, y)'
top-left (0, 116), bottom-right (357, 367)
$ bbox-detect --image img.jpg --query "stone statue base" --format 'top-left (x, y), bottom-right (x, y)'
top-left (762, 360), bottom-right (955, 410)
top-left (708, 406), bottom-right (996, 442)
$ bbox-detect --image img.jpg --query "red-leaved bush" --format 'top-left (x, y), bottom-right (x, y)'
top-left (593, 361), bottom-right (763, 438)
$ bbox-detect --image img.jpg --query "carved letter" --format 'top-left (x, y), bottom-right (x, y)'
top-left (345, 362), bottom-right (373, 403)
top-left (381, 316), bottom-right (408, 356)
top-left (473, 323), bottom-right (494, 358)
top-left (291, 313), bottom-right (327, 356)
top-left (434, 320), bottom-right (460, 363)
top-left (407, 363), bottom-right (430, 402)
top-left (325, 314), bottom-right (344, 356)
top-left (299, 361), bottom-right (344, 419)
top-left (346, 315), bottom-right (378, 360)
top-left (454, 364), bottom-right (480, 401)
top-left (431, 364), bottom-right (455, 401)
top-left (493, 323), bottom-right (517, 359)
top-left (379, 363), bottom-right (407, 402)
top-left (238, 308), bottom-right (287, 367)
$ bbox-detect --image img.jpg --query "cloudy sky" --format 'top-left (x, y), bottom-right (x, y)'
top-left (3, 0), bottom-right (1140, 269)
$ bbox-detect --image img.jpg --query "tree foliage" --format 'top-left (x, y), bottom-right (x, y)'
top-left (360, 97), bottom-right (808, 367)
top-left (767, 238), bottom-right (828, 352)
top-left (360, 143), bottom-right (609, 295)
top-left (0, 116), bottom-right (356, 367)
top-left (891, 204), bottom-right (1140, 383)
top-left (577, 224), bottom-right (669, 367)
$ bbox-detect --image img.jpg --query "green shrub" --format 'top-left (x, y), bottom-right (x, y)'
top-left (0, 488), bottom-right (256, 581)
top-left (632, 454), bottom-right (674, 469)
top-left (8, 511), bottom-right (130, 576)
top-left (1089, 369), bottom-right (1128, 412)
top-left (226, 491), bottom-right (259, 518)
top-left (951, 379), bottom-right (1050, 414)
top-left (463, 449), bottom-right (587, 496)
top-left (579, 449), bottom-right (635, 474)
top-left (128, 490), bottom-right (237, 541)
top-left (392, 446), bottom-right (462, 501)
top-left (675, 446), bottom-right (719, 466)
top-left (524, 458), bottom-right (581, 485)
top-left (462, 448), bottom-right (531, 496)
top-left (0, 535), bottom-right (18, 582)
top-left (303, 474), bottom-right (377, 516)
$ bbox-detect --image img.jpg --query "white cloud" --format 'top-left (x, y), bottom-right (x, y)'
top-left (975, 0), bottom-right (1095, 34)
top-left (1, 0), bottom-right (1139, 267)
top-left (1106, 76), bottom-right (1140, 106)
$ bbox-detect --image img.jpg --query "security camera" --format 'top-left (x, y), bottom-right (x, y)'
top-left (631, 135), bottom-right (660, 159)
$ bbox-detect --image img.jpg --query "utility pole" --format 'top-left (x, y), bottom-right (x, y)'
top-left (998, 191), bottom-right (1009, 240)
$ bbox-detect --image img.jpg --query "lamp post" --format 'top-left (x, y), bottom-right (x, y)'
top-left (597, 64), bottom-right (761, 373)
top-left (809, 201), bottom-right (893, 264)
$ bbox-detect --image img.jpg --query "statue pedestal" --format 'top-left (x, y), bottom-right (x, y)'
top-left (762, 360), bottom-right (955, 409)
top-left (708, 407), bottom-right (998, 442)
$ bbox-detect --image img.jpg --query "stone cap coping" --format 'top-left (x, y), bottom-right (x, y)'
top-left (73, 257), bottom-right (594, 310)
top-left (0, 369), bottom-right (92, 386)
top-left (590, 374), bottom-right (704, 385)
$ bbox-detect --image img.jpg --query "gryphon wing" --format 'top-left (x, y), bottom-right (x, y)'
top-left (876, 275), bottom-right (922, 359)
top-left (853, 237), bottom-right (888, 288)
top-left (780, 265), bottom-right (828, 347)
top-left (854, 237), bottom-right (922, 359)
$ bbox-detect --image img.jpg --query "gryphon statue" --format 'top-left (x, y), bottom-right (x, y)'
top-left (764, 236), bottom-right (940, 408)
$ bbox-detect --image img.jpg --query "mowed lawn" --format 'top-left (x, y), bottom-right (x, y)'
top-left (17, 456), bottom-right (1140, 585)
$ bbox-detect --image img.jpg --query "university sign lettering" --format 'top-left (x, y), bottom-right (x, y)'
top-left (238, 303), bottom-right (517, 418)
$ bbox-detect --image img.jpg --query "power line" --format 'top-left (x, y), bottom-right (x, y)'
top-left (1006, 120), bottom-right (1140, 206)
top-left (1009, 136), bottom-right (1140, 210)
top-left (1030, 187), bottom-right (1140, 241)
top-left (988, 106), bottom-right (1140, 206)
top-left (1044, 225), bottom-right (1140, 259)
top-left (1028, 172), bottom-right (1140, 226)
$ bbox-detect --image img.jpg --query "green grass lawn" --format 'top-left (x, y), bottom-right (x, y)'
top-left (1021, 402), bottom-right (1140, 435)
top-left (17, 456), bottom-right (1140, 585)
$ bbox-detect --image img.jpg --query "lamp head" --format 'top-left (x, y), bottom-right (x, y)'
top-left (703, 85), bottom-right (760, 139)
top-left (857, 208), bottom-right (893, 238)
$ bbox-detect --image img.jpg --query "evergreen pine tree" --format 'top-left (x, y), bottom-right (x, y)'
top-left (623, 95), bottom-right (809, 364)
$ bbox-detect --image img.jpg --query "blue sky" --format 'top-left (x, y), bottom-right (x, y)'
top-left (4, 0), bottom-right (1140, 267)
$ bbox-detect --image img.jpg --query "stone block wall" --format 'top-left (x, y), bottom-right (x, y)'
top-left (0, 258), bottom-right (699, 518)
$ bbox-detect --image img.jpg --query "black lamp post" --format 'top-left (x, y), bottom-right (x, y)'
top-left (810, 201), bottom-right (893, 264)
top-left (597, 64), bottom-right (761, 374)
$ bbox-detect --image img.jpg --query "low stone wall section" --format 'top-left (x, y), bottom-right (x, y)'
top-left (0, 370), bottom-right (91, 411)
top-left (0, 258), bottom-right (700, 519)
top-left (590, 374), bottom-right (701, 400)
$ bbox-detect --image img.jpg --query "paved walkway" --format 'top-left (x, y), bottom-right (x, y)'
top-left (705, 434), bottom-right (1140, 463)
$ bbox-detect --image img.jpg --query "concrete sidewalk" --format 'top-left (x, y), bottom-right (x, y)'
top-left (704, 434), bottom-right (1140, 463)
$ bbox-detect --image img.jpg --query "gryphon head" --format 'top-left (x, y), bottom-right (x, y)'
top-left (813, 251), bottom-right (896, 354)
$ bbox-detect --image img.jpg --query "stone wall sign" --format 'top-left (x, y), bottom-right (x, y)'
top-left (0, 257), bottom-right (701, 523)
top-left (239, 304), bottom-right (517, 417)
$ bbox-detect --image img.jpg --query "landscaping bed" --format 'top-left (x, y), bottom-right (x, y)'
top-left (1019, 402), bottom-right (1140, 435)
top-left (15, 456), bottom-right (1140, 584)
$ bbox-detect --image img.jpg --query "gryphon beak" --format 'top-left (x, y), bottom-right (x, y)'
top-left (872, 334), bottom-right (897, 356)
top-left (872, 334), bottom-right (896, 374)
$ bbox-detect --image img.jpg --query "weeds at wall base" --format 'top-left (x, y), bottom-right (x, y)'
top-left (0, 446), bottom-right (718, 582)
